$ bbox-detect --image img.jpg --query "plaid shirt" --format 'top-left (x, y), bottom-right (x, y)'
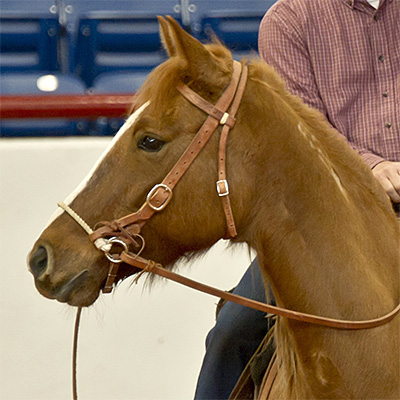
top-left (258, 0), bottom-right (400, 168)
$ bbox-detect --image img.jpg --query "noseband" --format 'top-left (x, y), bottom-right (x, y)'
top-left (58, 60), bottom-right (400, 330)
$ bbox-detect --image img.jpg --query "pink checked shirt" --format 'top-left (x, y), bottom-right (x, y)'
top-left (258, 0), bottom-right (400, 169)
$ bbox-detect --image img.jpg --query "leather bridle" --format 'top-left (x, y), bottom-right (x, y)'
top-left (58, 60), bottom-right (400, 330)
top-left (87, 60), bottom-right (246, 291)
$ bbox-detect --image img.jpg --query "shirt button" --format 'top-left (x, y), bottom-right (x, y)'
top-left (386, 122), bottom-right (392, 129)
top-left (383, 92), bottom-right (388, 97)
top-left (378, 55), bottom-right (385, 62)
top-left (374, 14), bottom-right (379, 21)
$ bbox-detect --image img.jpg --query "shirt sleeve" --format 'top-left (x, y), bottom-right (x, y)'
top-left (258, 9), bottom-right (385, 170)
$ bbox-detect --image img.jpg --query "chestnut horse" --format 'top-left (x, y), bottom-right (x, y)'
top-left (28, 17), bottom-right (399, 399)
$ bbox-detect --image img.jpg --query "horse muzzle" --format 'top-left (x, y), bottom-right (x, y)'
top-left (28, 243), bottom-right (101, 306)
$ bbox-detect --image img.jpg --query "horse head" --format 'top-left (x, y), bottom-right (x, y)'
top-left (28, 17), bottom-right (257, 307)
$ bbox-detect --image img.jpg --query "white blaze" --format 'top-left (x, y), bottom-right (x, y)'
top-left (44, 101), bottom-right (150, 228)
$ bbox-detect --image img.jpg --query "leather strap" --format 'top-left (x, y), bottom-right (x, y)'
top-left (88, 61), bottom-right (246, 292)
top-left (258, 352), bottom-right (278, 399)
top-left (217, 64), bottom-right (248, 237)
top-left (176, 83), bottom-right (236, 128)
top-left (120, 251), bottom-right (400, 330)
top-left (177, 62), bottom-right (245, 238)
top-left (103, 262), bottom-right (120, 294)
top-left (90, 61), bottom-right (244, 244)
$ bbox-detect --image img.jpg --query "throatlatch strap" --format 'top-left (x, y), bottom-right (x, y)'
top-left (217, 64), bottom-right (248, 238)
top-left (176, 61), bottom-right (245, 238)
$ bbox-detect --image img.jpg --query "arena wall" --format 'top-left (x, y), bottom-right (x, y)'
top-left (0, 137), bottom-right (252, 400)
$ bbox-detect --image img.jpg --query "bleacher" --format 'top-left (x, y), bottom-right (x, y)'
top-left (0, 0), bottom-right (276, 137)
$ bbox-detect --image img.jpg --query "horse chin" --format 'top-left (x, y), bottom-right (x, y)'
top-left (34, 268), bottom-right (103, 307)
top-left (63, 288), bottom-right (100, 307)
top-left (57, 270), bottom-right (102, 307)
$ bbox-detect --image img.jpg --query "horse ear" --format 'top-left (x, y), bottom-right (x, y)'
top-left (158, 16), bottom-right (177, 57)
top-left (164, 15), bottom-right (223, 82)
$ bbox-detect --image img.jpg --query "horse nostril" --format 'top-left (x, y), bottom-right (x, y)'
top-left (29, 246), bottom-right (49, 278)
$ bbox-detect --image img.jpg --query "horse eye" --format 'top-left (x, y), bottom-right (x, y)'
top-left (137, 136), bottom-right (165, 152)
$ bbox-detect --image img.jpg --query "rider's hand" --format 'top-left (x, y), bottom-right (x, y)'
top-left (372, 161), bottom-right (400, 203)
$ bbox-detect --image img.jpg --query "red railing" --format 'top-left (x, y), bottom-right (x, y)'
top-left (0, 94), bottom-right (135, 119)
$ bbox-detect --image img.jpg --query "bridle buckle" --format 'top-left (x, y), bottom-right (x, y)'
top-left (216, 180), bottom-right (229, 197)
top-left (146, 183), bottom-right (173, 211)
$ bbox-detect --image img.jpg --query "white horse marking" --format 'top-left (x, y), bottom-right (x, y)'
top-left (43, 101), bottom-right (150, 230)
top-left (298, 123), bottom-right (349, 200)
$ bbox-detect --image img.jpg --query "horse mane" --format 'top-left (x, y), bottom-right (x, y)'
top-left (243, 58), bottom-right (398, 396)
top-left (246, 58), bottom-right (391, 213)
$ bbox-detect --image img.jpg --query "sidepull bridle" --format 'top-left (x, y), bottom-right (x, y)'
top-left (58, 59), bottom-right (400, 330)
top-left (83, 60), bottom-right (247, 291)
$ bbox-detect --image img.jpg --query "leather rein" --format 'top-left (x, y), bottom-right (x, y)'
top-left (58, 60), bottom-right (400, 331)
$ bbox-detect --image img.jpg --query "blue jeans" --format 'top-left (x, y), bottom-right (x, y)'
top-left (194, 258), bottom-right (273, 400)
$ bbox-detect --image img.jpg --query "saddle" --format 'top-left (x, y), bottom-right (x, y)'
top-left (229, 326), bottom-right (277, 400)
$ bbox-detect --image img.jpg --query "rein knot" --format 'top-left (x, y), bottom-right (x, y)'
top-left (145, 260), bottom-right (157, 272)
top-left (132, 259), bottom-right (160, 285)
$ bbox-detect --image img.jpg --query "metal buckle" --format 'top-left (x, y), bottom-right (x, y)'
top-left (220, 112), bottom-right (229, 125)
top-left (146, 183), bottom-right (173, 211)
top-left (216, 180), bottom-right (229, 197)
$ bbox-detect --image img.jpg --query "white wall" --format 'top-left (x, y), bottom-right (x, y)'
top-left (0, 138), bottom-right (252, 400)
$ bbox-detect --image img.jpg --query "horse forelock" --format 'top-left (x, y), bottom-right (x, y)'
top-left (135, 57), bottom-right (185, 112)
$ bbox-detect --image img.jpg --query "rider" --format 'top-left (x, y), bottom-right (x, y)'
top-left (194, 0), bottom-right (400, 398)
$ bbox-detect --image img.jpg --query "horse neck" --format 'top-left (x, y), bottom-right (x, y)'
top-left (239, 93), bottom-right (400, 321)
top-left (236, 72), bottom-right (400, 398)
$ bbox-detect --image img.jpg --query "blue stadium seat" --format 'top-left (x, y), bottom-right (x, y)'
top-left (200, 12), bottom-right (264, 59)
top-left (188, 1), bottom-right (276, 57)
top-left (73, 14), bottom-right (171, 87)
top-left (0, 0), bottom-right (60, 71)
top-left (90, 70), bottom-right (148, 135)
top-left (0, 15), bottom-right (60, 72)
top-left (59, 1), bottom-right (182, 33)
top-left (59, 1), bottom-right (181, 87)
top-left (0, 73), bottom-right (90, 137)
top-left (0, 1), bottom-right (277, 137)
top-left (0, 0), bottom-right (58, 14)
top-left (92, 70), bottom-right (149, 94)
